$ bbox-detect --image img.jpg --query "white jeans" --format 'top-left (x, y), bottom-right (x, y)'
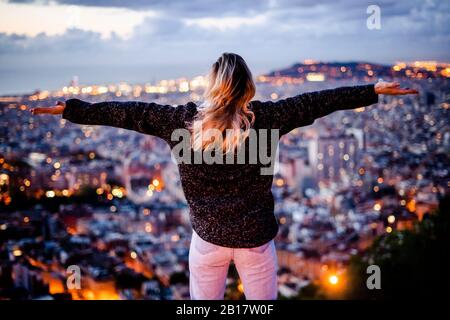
top-left (189, 230), bottom-right (278, 300)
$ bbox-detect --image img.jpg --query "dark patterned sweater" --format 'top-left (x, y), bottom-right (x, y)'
top-left (63, 84), bottom-right (378, 248)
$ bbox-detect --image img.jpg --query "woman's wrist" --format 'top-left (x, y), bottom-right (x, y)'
top-left (374, 82), bottom-right (382, 94)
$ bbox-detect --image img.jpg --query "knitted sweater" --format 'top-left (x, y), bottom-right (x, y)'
top-left (63, 84), bottom-right (378, 248)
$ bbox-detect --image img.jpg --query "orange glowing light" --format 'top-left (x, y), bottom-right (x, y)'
top-left (328, 275), bottom-right (339, 285)
top-left (84, 290), bottom-right (95, 300)
top-left (275, 178), bottom-right (284, 187)
top-left (406, 199), bottom-right (416, 212)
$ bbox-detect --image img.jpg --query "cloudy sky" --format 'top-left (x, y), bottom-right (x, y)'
top-left (0, 0), bottom-right (449, 94)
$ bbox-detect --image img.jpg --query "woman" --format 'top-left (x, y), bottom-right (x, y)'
top-left (32, 53), bottom-right (418, 300)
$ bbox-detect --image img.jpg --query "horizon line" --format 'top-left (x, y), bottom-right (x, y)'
top-left (1, 59), bottom-right (448, 97)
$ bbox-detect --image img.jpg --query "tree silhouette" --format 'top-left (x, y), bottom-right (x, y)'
top-left (345, 195), bottom-right (450, 299)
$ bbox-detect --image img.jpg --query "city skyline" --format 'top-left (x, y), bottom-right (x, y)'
top-left (0, 58), bottom-right (448, 97)
top-left (1, 70), bottom-right (447, 299)
top-left (0, 0), bottom-right (449, 94)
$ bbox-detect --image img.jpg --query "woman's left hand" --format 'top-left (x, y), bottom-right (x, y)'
top-left (374, 81), bottom-right (419, 95)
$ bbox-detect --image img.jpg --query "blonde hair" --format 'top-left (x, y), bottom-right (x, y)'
top-left (190, 53), bottom-right (255, 154)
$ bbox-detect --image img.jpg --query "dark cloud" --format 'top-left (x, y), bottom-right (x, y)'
top-left (0, 28), bottom-right (109, 54)
top-left (3, 0), bottom-right (449, 54)
top-left (7, 0), bottom-right (388, 18)
top-left (8, 0), bottom-right (273, 17)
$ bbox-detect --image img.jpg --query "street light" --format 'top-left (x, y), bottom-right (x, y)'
top-left (328, 274), bottom-right (339, 285)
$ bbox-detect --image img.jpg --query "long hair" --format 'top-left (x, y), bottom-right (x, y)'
top-left (190, 53), bottom-right (255, 154)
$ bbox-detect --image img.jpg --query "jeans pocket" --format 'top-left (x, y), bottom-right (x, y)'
top-left (248, 242), bottom-right (271, 254)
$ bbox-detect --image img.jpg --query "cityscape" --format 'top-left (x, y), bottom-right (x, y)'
top-left (0, 60), bottom-right (449, 300)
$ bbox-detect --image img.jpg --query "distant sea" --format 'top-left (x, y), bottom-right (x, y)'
top-left (0, 64), bottom-right (203, 96)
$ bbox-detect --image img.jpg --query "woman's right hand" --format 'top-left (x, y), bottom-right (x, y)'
top-left (31, 101), bottom-right (66, 115)
top-left (374, 81), bottom-right (418, 95)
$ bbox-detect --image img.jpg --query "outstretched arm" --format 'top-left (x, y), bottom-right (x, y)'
top-left (32, 99), bottom-right (186, 142)
top-left (262, 82), bottom-right (418, 135)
